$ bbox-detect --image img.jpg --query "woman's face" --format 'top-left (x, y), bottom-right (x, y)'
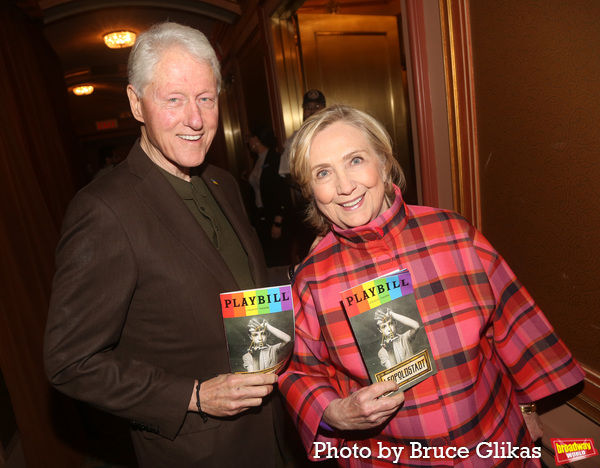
top-left (309, 122), bottom-right (388, 230)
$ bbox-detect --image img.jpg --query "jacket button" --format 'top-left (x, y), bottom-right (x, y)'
top-left (429, 437), bottom-right (449, 447)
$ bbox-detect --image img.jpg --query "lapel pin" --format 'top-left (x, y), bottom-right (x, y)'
top-left (211, 178), bottom-right (219, 185)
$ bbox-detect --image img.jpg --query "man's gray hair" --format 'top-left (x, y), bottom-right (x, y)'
top-left (128, 22), bottom-right (221, 97)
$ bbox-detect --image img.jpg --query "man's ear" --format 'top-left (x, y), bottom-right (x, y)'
top-left (127, 85), bottom-right (145, 123)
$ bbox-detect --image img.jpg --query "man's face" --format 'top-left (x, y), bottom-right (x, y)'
top-left (247, 134), bottom-right (261, 153)
top-left (303, 102), bottom-right (324, 121)
top-left (127, 47), bottom-right (219, 179)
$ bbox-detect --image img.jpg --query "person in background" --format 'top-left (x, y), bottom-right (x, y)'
top-left (247, 123), bottom-right (293, 266)
top-left (279, 89), bottom-right (327, 264)
top-left (279, 105), bottom-right (585, 467)
top-left (44, 22), bottom-right (293, 468)
top-left (278, 89), bottom-right (327, 178)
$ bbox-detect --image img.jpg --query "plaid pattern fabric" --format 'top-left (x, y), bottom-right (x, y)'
top-left (279, 187), bottom-right (584, 467)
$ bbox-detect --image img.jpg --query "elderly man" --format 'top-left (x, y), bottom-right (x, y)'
top-left (44, 22), bottom-right (289, 467)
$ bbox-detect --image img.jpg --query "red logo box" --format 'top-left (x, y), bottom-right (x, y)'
top-left (551, 438), bottom-right (598, 465)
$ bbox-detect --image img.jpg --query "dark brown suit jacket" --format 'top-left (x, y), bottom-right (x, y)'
top-left (44, 142), bottom-right (287, 467)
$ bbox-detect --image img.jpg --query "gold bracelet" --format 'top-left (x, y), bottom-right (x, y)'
top-left (520, 403), bottom-right (537, 415)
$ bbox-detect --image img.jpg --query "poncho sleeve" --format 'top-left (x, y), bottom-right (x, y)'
top-left (474, 229), bottom-right (585, 403)
top-left (279, 278), bottom-right (348, 459)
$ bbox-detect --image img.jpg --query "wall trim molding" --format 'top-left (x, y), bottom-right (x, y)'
top-left (438, 0), bottom-right (480, 228)
top-left (401, 0), bottom-right (439, 208)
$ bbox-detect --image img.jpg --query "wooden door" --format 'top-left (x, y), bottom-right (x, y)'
top-left (296, 13), bottom-right (416, 203)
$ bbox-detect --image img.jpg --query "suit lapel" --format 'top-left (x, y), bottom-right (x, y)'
top-left (128, 145), bottom-right (239, 291)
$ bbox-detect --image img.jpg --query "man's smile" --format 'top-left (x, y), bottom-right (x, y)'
top-left (178, 134), bottom-right (202, 141)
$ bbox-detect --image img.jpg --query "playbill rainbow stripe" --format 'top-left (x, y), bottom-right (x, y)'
top-left (343, 270), bottom-right (414, 318)
top-left (339, 268), bottom-right (436, 395)
top-left (220, 285), bottom-right (293, 318)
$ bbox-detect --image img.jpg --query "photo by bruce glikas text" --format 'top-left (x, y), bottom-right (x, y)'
top-left (312, 441), bottom-right (542, 464)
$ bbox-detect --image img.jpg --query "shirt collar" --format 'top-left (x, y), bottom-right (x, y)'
top-left (158, 166), bottom-right (206, 201)
top-left (331, 185), bottom-right (408, 246)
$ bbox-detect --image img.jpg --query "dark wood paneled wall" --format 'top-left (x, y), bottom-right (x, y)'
top-left (469, 0), bottom-right (600, 419)
top-left (0, 2), bottom-right (87, 466)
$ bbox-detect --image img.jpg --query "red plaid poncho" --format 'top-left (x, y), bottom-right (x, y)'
top-left (279, 186), bottom-right (584, 467)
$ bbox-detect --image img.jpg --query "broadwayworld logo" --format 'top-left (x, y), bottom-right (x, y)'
top-left (551, 438), bottom-right (598, 465)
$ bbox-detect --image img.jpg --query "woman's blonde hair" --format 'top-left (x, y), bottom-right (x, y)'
top-left (289, 105), bottom-right (405, 234)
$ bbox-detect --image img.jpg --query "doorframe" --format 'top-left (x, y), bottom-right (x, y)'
top-left (438, 0), bottom-right (480, 227)
top-left (401, 0), bottom-right (478, 223)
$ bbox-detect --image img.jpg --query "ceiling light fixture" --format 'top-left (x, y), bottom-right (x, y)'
top-left (103, 30), bottom-right (137, 49)
top-left (73, 85), bottom-right (94, 96)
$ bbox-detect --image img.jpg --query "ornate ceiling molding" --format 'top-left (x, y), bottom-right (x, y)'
top-left (42, 0), bottom-right (242, 25)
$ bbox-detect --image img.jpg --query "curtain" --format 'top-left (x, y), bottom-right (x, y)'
top-left (0, 3), bottom-right (86, 466)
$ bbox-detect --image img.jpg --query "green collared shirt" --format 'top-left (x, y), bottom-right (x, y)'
top-left (159, 167), bottom-right (254, 290)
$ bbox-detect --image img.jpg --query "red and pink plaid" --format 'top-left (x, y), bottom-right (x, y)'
top-left (279, 186), bottom-right (584, 467)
